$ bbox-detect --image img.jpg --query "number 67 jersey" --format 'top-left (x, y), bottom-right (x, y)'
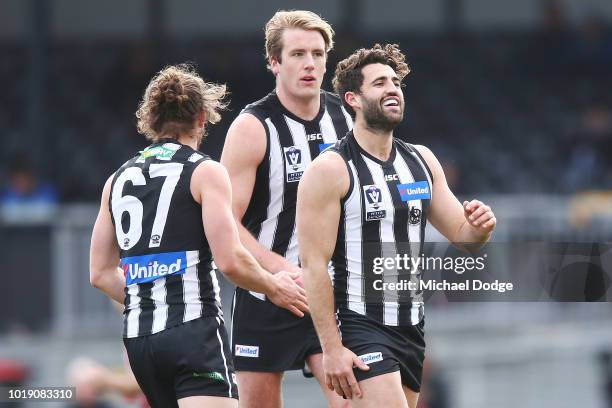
top-left (109, 140), bottom-right (222, 338)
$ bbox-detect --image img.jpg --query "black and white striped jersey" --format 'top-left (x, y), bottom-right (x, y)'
top-left (240, 90), bottom-right (352, 298)
top-left (327, 132), bottom-right (433, 326)
top-left (109, 140), bottom-right (222, 338)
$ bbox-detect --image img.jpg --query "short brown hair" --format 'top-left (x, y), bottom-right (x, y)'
top-left (332, 44), bottom-right (411, 118)
top-left (264, 10), bottom-right (334, 69)
top-left (136, 64), bottom-right (228, 142)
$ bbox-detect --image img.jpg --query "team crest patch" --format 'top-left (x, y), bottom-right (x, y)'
top-left (409, 207), bottom-right (422, 225)
top-left (284, 146), bottom-right (304, 182)
top-left (363, 185), bottom-right (386, 221)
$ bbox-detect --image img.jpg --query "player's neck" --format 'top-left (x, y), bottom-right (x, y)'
top-left (353, 120), bottom-right (394, 162)
top-left (275, 86), bottom-right (320, 121)
top-left (176, 134), bottom-right (200, 150)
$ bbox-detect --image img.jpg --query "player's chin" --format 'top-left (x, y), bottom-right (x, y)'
top-left (297, 81), bottom-right (319, 92)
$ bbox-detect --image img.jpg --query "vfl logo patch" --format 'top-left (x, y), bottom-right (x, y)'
top-left (397, 181), bottom-right (431, 202)
top-left (319, 142), bottom-right (334, 153)
top-left (235, 345), bottom-right (259, 358)
top-left (284, 146), bottom-right (304, 182)
top-left (358, 352), bottom-right (383, 364)
top-left (363, 185), bottom-right (386, 221)
top-left (121, 251), bottom-right (188, 286)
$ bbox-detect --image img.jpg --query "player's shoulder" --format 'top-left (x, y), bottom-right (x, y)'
top-left (192, 159), bottom-right (228, 186)
top-left (400, 142), bottom-right (436, 181)
top-left (241, 91), bottom-right (280, 121)
top-left (309, 147), bottom-right (349, 179)
top-left (408, 143), bottom-right (435, 163)
top-left (326, 134), bottom-right (352, 158)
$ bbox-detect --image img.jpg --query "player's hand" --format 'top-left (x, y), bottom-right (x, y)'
top-left (267, 270), bottom-right (309, 317)
top-left (323, 346), bottom-right (369, 399)
top-left (291, 269), bottom-right (305, 289)
top-left (463, 199), bottom-right (496, 235)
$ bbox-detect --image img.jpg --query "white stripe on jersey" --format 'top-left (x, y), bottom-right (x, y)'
top-left (215, 317), bottom-right (232, 398)
top-left (410, 151), bottom-right (433, 202)
top-left (151, 277), bottom-right (168, 334)
top-left (393, 155), bottom-right (425, 325)
top-left (183, 250), bottom-right (201, 322)
top-left (257, 118), bottom-right (284, 251)
top-left (248, 119), bottom-right (284, 301)
top-left (341, 107), bottom-right (353, 131)
top-left (283, 116), bottom-right (312, 266)
top-left (125, 284), bottom-right (141, 338)
top-left (210, 269), bottom-right (224, 318)
top-left (345, 160), bottom-right (365, 315)
top-left (362, 156), bottom-right (399, 326)
top-left (320, 110), bottom-right (342, 144)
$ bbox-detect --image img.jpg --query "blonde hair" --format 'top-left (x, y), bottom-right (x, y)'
top-left (136, 64), bottom-right (228, 142)
top-left (264, 10), bottom-right (334, 69)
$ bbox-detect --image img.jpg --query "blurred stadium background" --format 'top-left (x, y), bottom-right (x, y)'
top-left (1, 0), bottom-right (612, 407)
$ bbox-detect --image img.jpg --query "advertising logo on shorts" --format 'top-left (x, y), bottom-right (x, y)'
top-left (235, 345), bottom-right (259, 358)
top-left (284, 146), bottom-right (304, 182)
top-left (363, 185), bottom-right (386, 221)
top-left (121, 251), bottom-right (188, 286)
top-left (358, 352), bottom-right (383, 364)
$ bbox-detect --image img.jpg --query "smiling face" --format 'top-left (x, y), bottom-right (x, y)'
top-left (269, 28), bottom-right (327, 101)
top-left (352, 63), bottom-right (404, 132)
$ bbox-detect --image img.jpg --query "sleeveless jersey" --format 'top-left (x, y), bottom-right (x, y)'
top-left (327, 132), bottom-right (433, 326)
top-left (109, 140), bottom-right (222, 338)
top-left (241, 90), bottom-right (352, 298)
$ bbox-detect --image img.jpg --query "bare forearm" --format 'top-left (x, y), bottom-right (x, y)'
top-left (455, 221), bottom-right (492, 248)
top-left (237, 222), bottom-right (295, 273)
top-left (304, 266), bottom-right (343, 353)
top-left (92, 267), bottom-right (126, 304)
top-left (222, 247), bottom-right (276, 295)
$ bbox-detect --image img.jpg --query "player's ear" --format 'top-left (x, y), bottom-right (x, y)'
top-left (197, 111), bottom-right (206, 129)
top-left (269, 57), bottom-right (280, 75)
top-left (345, 91), bottom-right (360, 112)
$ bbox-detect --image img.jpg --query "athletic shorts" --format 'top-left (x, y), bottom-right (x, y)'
top-left (231, 287), bottom-right (322, 374)
top-left (123, 316), bottom-right (238, 408)
top-left (338, 309), bottom-right (426, 392)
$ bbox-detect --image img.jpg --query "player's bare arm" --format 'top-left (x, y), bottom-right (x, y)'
top-left (192, 159), bottom-right (308, 317)
top-left (90, 174), bottom-right (126, 304)
top-left (414, 145), bottom-right (496, 247)
top-left (297, 152), bottom-right (369, 400)
top-left (221, 112), bottom-right (299, 274)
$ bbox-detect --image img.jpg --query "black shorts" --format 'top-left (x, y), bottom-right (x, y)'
top-left (338, 309), bottom-right (426, 392)
top-left (230, 288), bottom-right (322, 373)
top-left (123, 316), bottom-right (238, 408)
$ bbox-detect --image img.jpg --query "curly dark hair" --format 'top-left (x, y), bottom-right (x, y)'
top-left (332, 44), bottom-right (410, 118)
